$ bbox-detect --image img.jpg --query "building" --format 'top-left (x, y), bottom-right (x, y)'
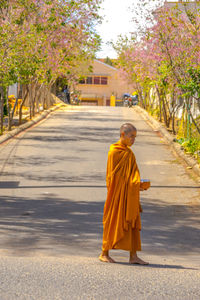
top-left (77, 59), bottom-right (133, 106)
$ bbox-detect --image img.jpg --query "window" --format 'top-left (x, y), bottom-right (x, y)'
top-left (101, 77), bottom-right (108, 85)
top-left (79, 76), bottom-right (108, 85)
top-left (86, 77), bottom-right (92, 84)
top-left (94, 76), bottom-right (101, 84)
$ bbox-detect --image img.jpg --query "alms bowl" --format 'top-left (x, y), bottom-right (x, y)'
top-left (140, 179), bottom-right (151, 190)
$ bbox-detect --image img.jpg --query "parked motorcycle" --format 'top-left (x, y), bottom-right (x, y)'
top-left (131, 94), bottom-right (139, 106)
top-left (71, 95), bottom-right (80, 105)
top-left (123, 94), bottom-right (133, 107)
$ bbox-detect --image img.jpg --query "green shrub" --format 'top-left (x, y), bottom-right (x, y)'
top-left (177, 138), bottom-right (200, 164)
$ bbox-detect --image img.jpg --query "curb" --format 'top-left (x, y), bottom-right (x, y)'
top-left (0, 103), bottom-right (65, 145)
top-left (134, 106), bottom-right (200, 178)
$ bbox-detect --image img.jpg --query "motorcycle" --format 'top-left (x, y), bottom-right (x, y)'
top-left (131, 94), bottom-right (139, 106)
top-left (71, 95), bottom-right (80, 105)
top-left (123, 94), bottom-right (133, 107)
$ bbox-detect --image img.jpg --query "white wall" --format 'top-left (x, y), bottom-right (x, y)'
top-left (8, 83), bottom-right (18, 98)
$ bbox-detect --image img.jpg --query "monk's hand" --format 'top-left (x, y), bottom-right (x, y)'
top-left (140, 182), bottom-right (144, 191)
top-left (139, 203), bottom-right (143, 213)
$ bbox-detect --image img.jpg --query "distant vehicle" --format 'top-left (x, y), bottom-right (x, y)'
top-left (122, 93), bottom-right (133, 107)
top-left (71, 95), bottom-right (81, 105)
top-left (131, 94), bottom-right (139, 106)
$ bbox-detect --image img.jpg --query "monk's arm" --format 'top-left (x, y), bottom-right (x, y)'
top-left (106, 152), bottom-right (112, 189)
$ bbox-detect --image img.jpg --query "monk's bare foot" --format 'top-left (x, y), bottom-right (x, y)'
top-left (129, 255), bottom-right (149, 265)
top-left (99, 254), bottom-right (116, 263)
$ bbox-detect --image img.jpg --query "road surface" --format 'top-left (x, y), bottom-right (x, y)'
top-left (0, 106), bottom-right (199, 299)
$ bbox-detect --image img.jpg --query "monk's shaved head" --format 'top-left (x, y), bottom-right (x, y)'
top-left (120, 123), bottom-right (137, 137)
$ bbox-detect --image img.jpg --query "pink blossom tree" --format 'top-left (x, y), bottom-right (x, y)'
top-left (0, 0), bottom-right (102, 130)
top-left (116, 1), bottom-right (200, 135)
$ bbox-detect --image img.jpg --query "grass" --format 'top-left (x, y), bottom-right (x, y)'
top-left (147, 107), bottom-right (200, 165)
top-left (177, 138), bottom-right (200, 164)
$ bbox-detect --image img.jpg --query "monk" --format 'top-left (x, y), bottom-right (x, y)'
top-left (99, 123), bottom-right (148, 265)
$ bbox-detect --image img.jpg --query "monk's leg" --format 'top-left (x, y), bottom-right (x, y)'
top-left (129, 228), bottom-right (149, 265)
top-left (99, 250), bottom-right (115, 263)
top-left (129, 251), bottom-right (149, 265)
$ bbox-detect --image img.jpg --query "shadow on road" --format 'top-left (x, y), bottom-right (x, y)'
top-left (0, 182), bottom-right (199, 189)
top-left (0, 194), bottom-right (104, 256)
top-left (0, 192), bottom-right (199, 259)
top-left (141, 197), bottom-right (200, 256)
top-left (115, 262), bottom-right (197, 270)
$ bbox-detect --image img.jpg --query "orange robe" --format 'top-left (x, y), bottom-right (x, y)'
top-left (102, 141), bottom-right (141, 252)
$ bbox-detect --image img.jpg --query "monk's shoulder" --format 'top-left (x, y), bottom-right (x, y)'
top-left (108, 146), bottom-right (118, 161)
top-left (127, 147), bottom-right (137, 162)
top-left (109, 142), bottom-right (124, 156)
top-left (109, 143), bottom-right (117, 153)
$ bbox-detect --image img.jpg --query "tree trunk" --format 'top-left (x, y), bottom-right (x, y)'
top-left (0, 86), bottom-right (4, 134)
top-left (156, 86), bottom-right (162, 122)
top-left (188, 107), bottom-right (200, 134)
top-left (172, 112), bottom-right (176, 135)
top-left (161, 95), bottom-right (169, 128)
top-left (9, 98), bottom-right (18, 128)
top-left (46, 88), bottom-right (51, 109)
top-left (31, 83), bottom-right (36, 117)
top-left (43, 88), bottom-right (47, 110)
top-left (29, 84), bottom-right (33, 119)
top-left (19, 85), bottom-right (29, 125)
top-left (138, 89), bottom-right (144, 108)
top-left (5, 87), bottom-right (12, 131)
top-left (34, 84), bottom-right (43, 113)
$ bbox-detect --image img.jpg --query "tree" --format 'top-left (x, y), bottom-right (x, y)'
top-left (0, 0), bottom-right (102, 131)
top-left (115, 1), bottom-right (200, 134)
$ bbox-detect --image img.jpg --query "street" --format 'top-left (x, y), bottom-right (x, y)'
top-left (0, 106), bottom-right (200, 299)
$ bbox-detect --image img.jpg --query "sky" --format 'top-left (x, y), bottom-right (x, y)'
top-left (96, 0), bottom-right (180, 59)
top-left (96, 0), bottom-right (138, 58)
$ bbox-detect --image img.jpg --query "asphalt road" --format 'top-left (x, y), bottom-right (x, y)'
top-left (0, 106), bottom-right (199, 299)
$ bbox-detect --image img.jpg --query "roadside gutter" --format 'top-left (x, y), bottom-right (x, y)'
top-left (0, 103), bottom-right (64, 145)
